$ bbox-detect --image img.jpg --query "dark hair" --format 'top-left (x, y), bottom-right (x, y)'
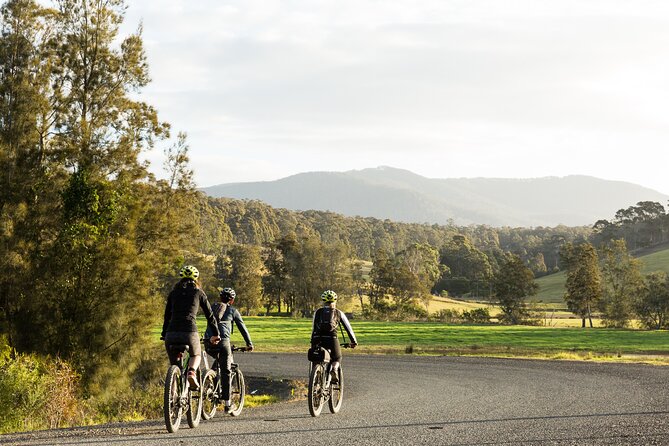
top-left (173, 277), bottom-right (198, 291)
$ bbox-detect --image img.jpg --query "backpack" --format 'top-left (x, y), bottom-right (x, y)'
top-left (315, 307), bottom-right (340, 335)
top-left (204, 302), bottom-right (228, 341)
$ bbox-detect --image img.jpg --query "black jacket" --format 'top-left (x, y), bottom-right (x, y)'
top-left (161, 280), bottom-right (220, 338)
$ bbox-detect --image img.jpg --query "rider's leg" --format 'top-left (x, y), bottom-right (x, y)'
top-left (219, 341), bottom-right (233, 407)
top-left (329, 338), bottom-right (343, 384)
top-left (186, 333), bottom-right (203, 387)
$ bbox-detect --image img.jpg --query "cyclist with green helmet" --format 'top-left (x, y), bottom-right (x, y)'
top-left (161, 265), bottom-right (220, 388)
top-left (311, 290), bottom-right (358, 383)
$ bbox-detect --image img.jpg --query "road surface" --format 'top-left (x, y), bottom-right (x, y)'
top-left (2, 354), bottom-right (667, 445)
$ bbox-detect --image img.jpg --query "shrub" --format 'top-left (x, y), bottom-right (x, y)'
top-left (462, 308), bottom-right (491, 324)
top-left (0, 354), bottom-right (83, 433)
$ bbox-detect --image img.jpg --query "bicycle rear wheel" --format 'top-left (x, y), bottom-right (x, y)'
top-left (201, 369), bottom-right (218, 420)
top-left (229, 369), bottom-right (245, 416)
top-left (328, 365), bottom-right (343, 413)
top-left (186, 369), bottom-right (202, 428)
top-left (164, 365), bottom-right (182, 433)
top-left (308, 363), bottom-right (325, 417)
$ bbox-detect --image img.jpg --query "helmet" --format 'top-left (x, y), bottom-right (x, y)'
top-left (321, 290), bottom-right (337, 302)
top-left (220, 287), bottom-right (236, 302)
top-left (179, 265), bottom-right (199, 281)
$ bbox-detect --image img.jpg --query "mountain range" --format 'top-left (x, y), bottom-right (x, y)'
top-left (201, 167), bottom-right (669, 227)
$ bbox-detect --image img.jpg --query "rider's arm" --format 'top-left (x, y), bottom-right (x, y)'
top-left (161, 292), bottom-right (173, 339)
top-left (310, 309), bottom-right (320, 343)
top-left (199, 291), bottom-right (220, 338)
top-left (338, 310), bottom-right (358, 345)
top-left (233, 308), bottom-right (253, 347)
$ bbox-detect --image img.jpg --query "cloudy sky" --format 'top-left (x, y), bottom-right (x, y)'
top-left (121, 0), bottom-right (669, 194)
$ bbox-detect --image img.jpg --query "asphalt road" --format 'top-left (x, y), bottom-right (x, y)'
top-left (2, 354), bottom-right (668, 445)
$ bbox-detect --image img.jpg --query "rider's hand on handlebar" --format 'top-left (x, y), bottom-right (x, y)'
top-left (210, 336), bottom-right (220, 345)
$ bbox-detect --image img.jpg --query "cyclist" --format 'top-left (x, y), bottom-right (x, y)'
top-left (205, 287), bottom-right (254, 412)
top-left (161, 265), bottom-right (220, 388)
top-left (311, 290), bottom-right (357, 383)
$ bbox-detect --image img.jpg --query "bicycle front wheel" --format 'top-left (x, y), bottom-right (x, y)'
top-left (164, 365), bottom-right (182, 433)
top-left (328, 365), bottom-right (344, 413)
top-left (229, 369), bottom-right (245, 416)
top-left (201, 369), bottom-right (218, 420)
top-left (308, 363), bottom-right (325, 417)
top-left (187, 369), bottom-right (203, 428)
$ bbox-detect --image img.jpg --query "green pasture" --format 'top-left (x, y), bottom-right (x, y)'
top-left (151, 316), bottom-right (669, 362)
top-left (535, 246), bottom-right (669, 303)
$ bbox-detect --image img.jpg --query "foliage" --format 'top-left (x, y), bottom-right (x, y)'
top-left (493, 254), bottom-right (538, 324)
top-left (0, 353), bottom-right (82, 434)
top-left (216, 243), bottom-right (264, 315)
top-left (637, 272), bottom-right (669, 329)
top-left (599, 240), bottom-right (644, 328)
top-left (561, 242), bottom-right (602, 327)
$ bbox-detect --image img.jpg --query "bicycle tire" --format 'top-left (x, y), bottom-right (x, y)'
top-left (201, 369), bottom-right (218, 420)
top-left (328, 365), bottom-right (343, 413)
top-left (186, 369), bottom-right (202, 428)
top-left (308, 363), bottom-right (325, 417)
top-left (164, 365), bottom-right (182, 433)
top-left (229, 369), bottom-right (245, 416)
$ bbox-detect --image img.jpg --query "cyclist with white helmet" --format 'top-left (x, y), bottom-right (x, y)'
top-left (205, 287), bottom-right (254, 412)
top-left (311, 290), bottom-right (358, 383)
top-left (161, 265), bottom-right (220, 388)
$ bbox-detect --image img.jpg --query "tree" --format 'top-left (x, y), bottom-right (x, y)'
top-left (598, 240), bottom-right (644, 328)
top-left (493, 254), bottom-right (538, 324)
top-left (636, 272), bottom-right (669, 330)
top-left (394, 243), bottom-right (442, 311)
top-left (216, 244), bottom-right (264, 315)
top-left (7, 0), bottom-right (173, 391)
top-left (437, 235), bottom-right (491, 297)
top-left (561, 242), bottom-right (602, 327)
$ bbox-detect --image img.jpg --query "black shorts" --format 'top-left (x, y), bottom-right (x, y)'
top-left (165, 331), bottom-right (201, 364)
top-left (312, 335), bottom-right (341, 362)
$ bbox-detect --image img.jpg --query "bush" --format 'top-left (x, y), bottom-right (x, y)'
top-left (462, 308), bottom-right (491, 324)
top-left (0, 353), bottom-right (83, 433)
top-left (432, 309), bottom-right (462, 323)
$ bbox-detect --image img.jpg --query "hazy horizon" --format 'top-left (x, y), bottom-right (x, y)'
top-left (120, 0), bottom-right (669, 195)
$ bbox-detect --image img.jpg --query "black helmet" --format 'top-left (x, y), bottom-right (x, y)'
top-left (220, 287), bottom-right (236, 303)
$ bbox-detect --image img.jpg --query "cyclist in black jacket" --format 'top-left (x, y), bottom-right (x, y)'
top-left (205, 287), bottom-right (254, 412)
top-left (161, 265), bottom-right (220, 388)
top-left (311, 290), bottom-right (357, 383)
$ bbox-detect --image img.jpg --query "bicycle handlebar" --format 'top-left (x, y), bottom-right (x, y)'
top-left (201, 338), bottom-right (252, 352)
top-left (231, 345), bottom-right (252, 352)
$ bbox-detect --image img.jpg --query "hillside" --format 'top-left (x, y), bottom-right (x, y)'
top-left (202, 167), bottom-right (668, 227)
top-left (535, 247), bottom-right (669, 303)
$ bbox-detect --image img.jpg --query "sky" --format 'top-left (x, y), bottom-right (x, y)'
top-left (121, 0), bottom-right (669, 194)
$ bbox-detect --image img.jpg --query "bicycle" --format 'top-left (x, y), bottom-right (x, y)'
top-left (307, 342), bottom-right (351, 417)
top-left (163, 344), bottom-right (203, 433)
top-left (201, 344), bottom-right (250, 419)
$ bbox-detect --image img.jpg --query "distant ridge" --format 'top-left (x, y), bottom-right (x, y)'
top-left (201, 167), bottom-right (669, 227)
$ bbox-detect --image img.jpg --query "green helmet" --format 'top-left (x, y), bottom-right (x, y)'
top-left (321, 290), bottom-right (338, 302)
top-left (179, 265), bottom-right (199, 281)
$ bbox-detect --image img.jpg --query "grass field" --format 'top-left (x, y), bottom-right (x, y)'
top-left (535, 246), bottom-right (669, 303)
top-left (152, 316), bottom-right (669, 364)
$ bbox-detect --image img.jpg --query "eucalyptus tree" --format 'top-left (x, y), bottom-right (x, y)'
top-left (493, 253), bottom-right (538, 324)
top-left (598, 240), bottom-right (644, 328)
top-left (561, 242), bottom-right (602, 327)
top-left (637, 272), bottom-right (669, 330)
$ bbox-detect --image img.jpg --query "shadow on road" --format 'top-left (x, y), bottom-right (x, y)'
top-left (5, 409), bottom-right (667, 445)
